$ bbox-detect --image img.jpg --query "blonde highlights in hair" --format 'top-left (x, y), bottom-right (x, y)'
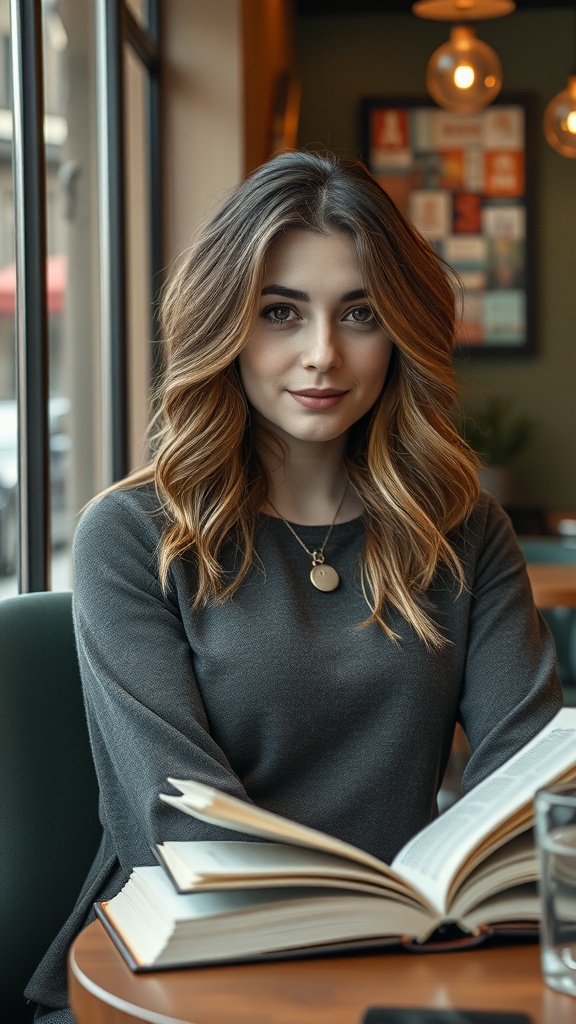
top-left (126, 151), bottom-right (479, 647)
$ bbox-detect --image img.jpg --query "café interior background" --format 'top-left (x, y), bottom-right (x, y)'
top-left (295, 1), bottom-right (576, 513)
top-left (0, 0), bottom-right (575, 598)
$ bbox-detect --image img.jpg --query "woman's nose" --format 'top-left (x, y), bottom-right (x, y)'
top-left (301, 318), bottom-right (342, 372)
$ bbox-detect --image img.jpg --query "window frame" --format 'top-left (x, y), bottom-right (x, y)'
top-left (9, 0), bottom-right (162, 594)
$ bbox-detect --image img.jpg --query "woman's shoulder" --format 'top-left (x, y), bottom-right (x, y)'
top-left (469, 487), bottom-right (511, 529)
top-left (74, 480), bottom-right (168, 552)
top-left (451, 488), bottom-right (518, 559)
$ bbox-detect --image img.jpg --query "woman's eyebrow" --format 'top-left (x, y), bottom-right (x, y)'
top-left (261, 285), bottom-right (309, 300)
top-left (260, 286), bottom-right (368, 302)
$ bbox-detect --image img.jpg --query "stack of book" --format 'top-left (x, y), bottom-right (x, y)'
top-left (96, 708), bottom-right (576, 971)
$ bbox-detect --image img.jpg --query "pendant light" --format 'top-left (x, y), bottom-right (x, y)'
top-left (543, 3), bottom-right (576, 158)
top-left (412, 0), bottom-right (515, 115)
top-left (425, 24), bottom-right (502, 113)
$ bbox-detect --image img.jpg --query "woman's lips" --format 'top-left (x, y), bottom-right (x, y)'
top-left (288, 389), bottom-right (348, 410)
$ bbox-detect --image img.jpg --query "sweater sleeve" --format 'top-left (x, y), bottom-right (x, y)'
top-left (458, 495), bottom-right (563, 792)
top-left (72, 487), bottom-right (255, 871)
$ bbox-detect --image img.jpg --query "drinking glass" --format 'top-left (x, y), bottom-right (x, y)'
top-left (535, 782), bottom-right (576, 996)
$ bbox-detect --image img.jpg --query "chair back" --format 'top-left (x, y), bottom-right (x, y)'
top-left (518, 537), bottom-right (576, 564)
top-left (0, 591), bottom-right (102, 1024)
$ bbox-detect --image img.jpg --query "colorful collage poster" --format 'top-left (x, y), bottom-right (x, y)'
top-left (363, 99), bottom-right (533, 355)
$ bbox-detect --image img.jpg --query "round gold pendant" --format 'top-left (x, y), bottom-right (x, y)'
top-left (310, 563), bottom-right (340, 592)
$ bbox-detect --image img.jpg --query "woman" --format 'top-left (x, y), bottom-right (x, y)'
top-left (28, 151), bottom-right (562, 1020)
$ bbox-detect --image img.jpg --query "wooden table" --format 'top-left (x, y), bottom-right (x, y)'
top-left (68, 920), bottom-right (576, 1024)
top-left (526, 563), bottom-right (576, 609)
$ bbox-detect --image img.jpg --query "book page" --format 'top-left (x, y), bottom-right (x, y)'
top-left (157, 840), bottom-right (419, 900)
top-left (448, 831), bottom-right (536, 918)
top-left (104, 866), bottom-right (438, 968)
top-left (162, 778), bottom-right (421, 897)
top-left (391, 709), bottom-right (576, 915)
top-left (458, 883), bottom-right (540, 934)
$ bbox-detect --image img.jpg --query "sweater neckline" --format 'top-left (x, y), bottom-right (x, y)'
top-left (259, 511), bottom-right (364, 538)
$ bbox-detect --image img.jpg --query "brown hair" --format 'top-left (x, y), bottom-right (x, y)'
top-left (123, 151), bottom-right (479, 647)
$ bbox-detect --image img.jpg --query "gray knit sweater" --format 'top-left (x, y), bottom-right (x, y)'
top-left (26, 485), bottom-right (562, 1008)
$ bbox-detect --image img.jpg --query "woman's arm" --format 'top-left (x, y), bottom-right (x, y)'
top-left (73, 485), bottom-right (256, 870)
top-left (458, 495), bottom-right (563, 792)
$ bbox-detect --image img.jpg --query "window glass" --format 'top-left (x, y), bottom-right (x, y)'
top-left (125, 41), bottom-right (152, 470)
top-left (43, 0), bottom-right (103, 592)
top-left (0, 0), bottom-right (17, 598)
top-left (1, 0), bottom-right (155, 599)
top-left (125, 0), bottom-right (148, 31)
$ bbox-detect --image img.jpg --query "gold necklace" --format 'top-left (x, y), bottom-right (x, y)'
top-left (268, 485), bottom-right (348, 593)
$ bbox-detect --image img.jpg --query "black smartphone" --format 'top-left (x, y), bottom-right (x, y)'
top-left (361, 1011), bottom-right (531, 1024)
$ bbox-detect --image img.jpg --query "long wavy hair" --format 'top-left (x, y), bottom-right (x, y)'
top-left (124, 150), bottom-right (479, 647)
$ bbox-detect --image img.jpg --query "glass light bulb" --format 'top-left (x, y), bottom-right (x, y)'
top-left (544, 76), bottom-right (576, 158)
top-left (426, 25), bottom-right (503, 114)
top-left (454, 64), bottom-right (475, 89)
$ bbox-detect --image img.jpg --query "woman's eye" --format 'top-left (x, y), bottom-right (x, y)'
top-left (261, 304), bottom-right (298, 325)
top-left (344, 306), bottom-right (376, 325)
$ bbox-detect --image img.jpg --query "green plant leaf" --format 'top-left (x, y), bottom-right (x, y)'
top-left (460, 397), bottom-right (533, 467)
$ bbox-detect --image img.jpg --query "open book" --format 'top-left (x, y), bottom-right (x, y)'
top-left (97, 708), bottom-right (576, 970)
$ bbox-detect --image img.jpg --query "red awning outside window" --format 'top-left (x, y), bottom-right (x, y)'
top-left (0, 254), bottom-right (67, 315)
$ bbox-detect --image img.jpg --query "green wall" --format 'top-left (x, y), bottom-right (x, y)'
top-left (295, 9), bottom-right (576, 512)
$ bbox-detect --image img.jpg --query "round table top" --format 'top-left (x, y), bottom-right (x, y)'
top-left (68, 920), bottom-right (576, 1024)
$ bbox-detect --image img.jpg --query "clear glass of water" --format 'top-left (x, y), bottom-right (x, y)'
top-left (535, 782), bottom-right (576, 996)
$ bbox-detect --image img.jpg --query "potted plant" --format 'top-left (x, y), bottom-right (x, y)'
top-left (461, 397), bottom-right (533, 505)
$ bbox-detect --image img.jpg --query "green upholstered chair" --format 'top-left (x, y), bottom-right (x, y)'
top-left (0, 591), bottom-right (102, 1024)
top-left (517, 537), bottom-right (576, 566)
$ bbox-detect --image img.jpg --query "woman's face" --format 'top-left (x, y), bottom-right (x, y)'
top-left (238, 230), bottom-right (394, 451)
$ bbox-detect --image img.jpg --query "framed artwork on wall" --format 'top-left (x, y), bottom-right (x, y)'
top-left (361, 97), bottom-right (536, 357)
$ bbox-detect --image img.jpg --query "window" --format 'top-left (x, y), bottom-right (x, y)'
top-left (1, 0), bottom-right (161, 598)
top-left (0, 0), bottom-right (16, 595)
